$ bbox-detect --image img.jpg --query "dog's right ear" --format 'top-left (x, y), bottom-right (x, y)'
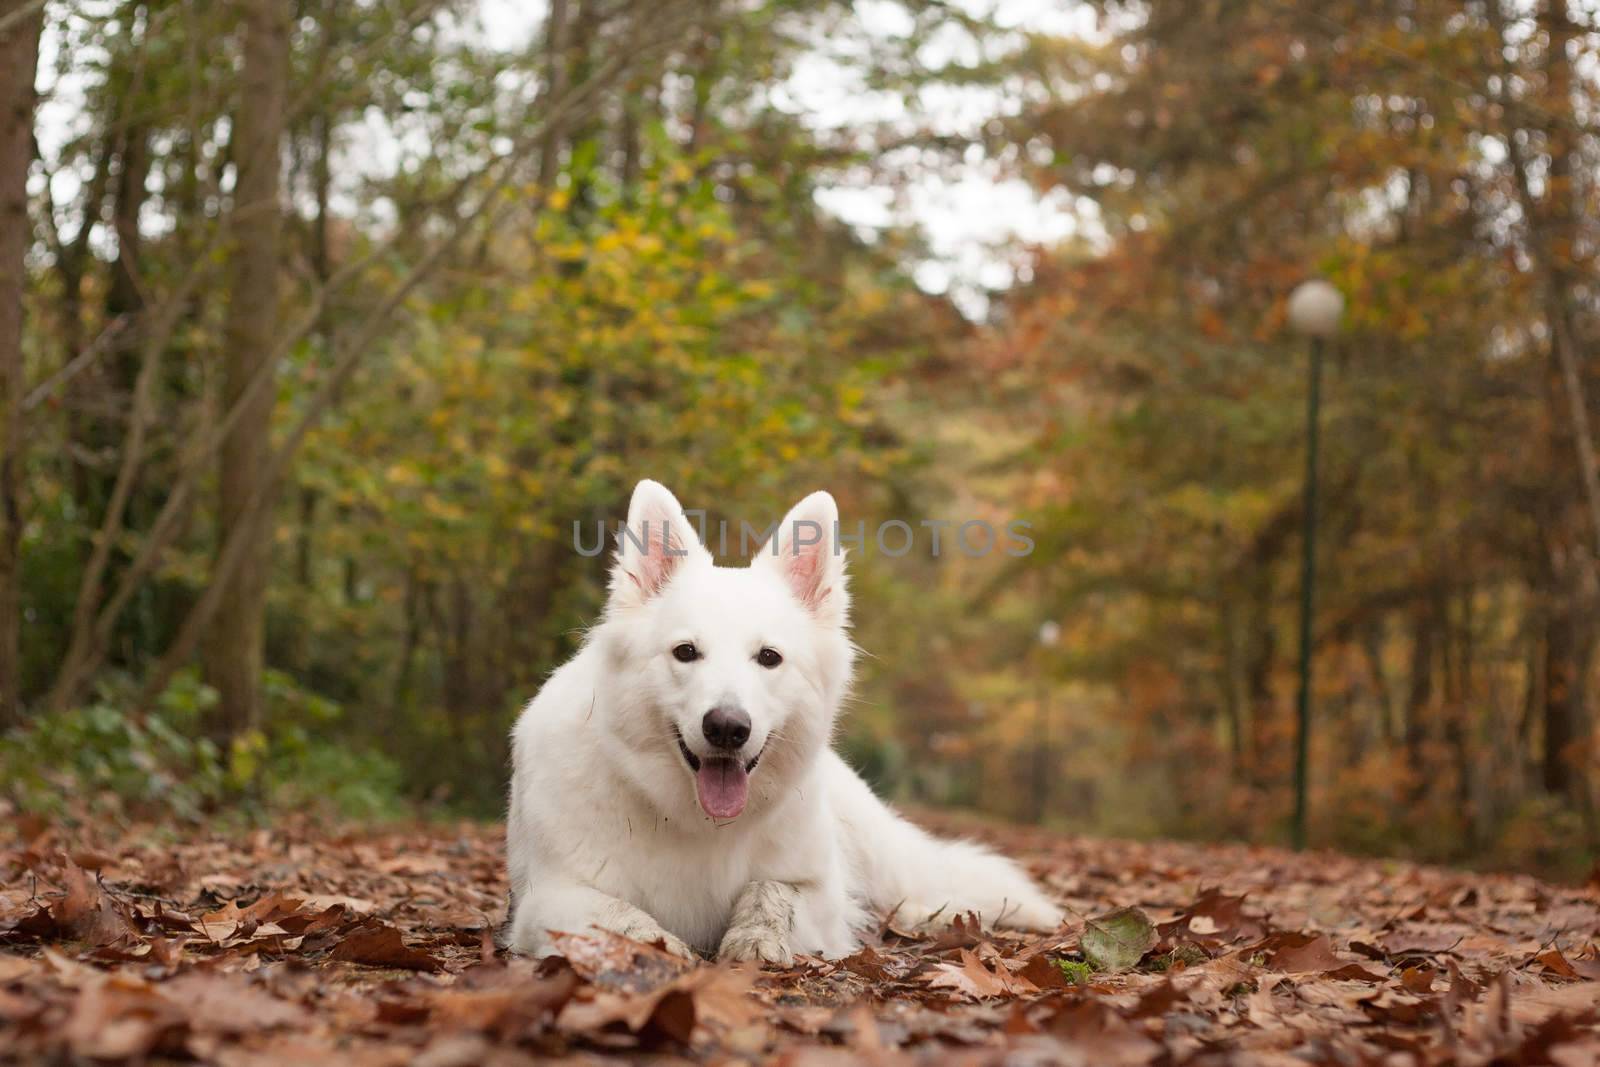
top-left (608, 480), bottom-right (708, 610)
top-left (753, 490), bottom-right (849, 629)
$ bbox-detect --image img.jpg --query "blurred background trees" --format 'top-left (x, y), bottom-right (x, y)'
top-left (0, 0), bottom-right (1596, 879)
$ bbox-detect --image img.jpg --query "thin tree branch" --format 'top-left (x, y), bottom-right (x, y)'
top-left (22, 316), bottom-right (128, 412)
top-left (46, 255), bottom-right (216, 710)
top-left (0, 0), bottom-right (45, 37)
top-left (1551, 314), bottom-right (1600, 563)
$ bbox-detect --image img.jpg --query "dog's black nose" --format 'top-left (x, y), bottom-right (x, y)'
top-left (702, 706), bottom-right (751, 751)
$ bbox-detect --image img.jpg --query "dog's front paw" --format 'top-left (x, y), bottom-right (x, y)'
top-left (718, 924), bottom-right (794, 967)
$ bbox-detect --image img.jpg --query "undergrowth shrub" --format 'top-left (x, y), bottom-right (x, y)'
top-left (0, 669), bottom-right (406, 825)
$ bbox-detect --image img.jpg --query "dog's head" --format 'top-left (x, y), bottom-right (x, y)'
top-left (596, 480), bottom-right (854, 823)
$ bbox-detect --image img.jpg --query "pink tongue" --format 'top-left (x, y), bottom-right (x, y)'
top-left (695, 758), bottom-right (749, 819)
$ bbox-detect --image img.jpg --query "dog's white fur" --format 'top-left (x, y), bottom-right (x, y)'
top-left (506, 480), bottom-right (1060, 962)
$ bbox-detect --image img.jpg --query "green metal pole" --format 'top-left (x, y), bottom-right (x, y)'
top-left (1291, 336), bottom-right (1323, 851)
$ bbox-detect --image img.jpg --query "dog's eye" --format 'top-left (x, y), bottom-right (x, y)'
top-left (756, 647), bottom-right (782, 669)
top-left (672, 642), bottom-right (699, 663)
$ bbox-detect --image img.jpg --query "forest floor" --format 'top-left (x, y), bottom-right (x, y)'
top-left (1, 812), bottom-right (1598, 1065)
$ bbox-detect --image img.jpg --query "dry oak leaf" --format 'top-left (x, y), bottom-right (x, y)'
top-left (1016, 951), bottom-right (1078, 990)
top-left (919, 911), bottom-right (986, 951)
top-left (160, 971), bottom-right (311, 1034)
top-left (1506, 979), bottom-right (1600, 1025)
top-left (1535, 947), bottom-right (1600, 982)
top-left (1158, 888), bottom-right (1262, 950)
top-left (1379, 925), bottom-right (1464, 956)
top-left (837, 943), bottom-right (900, 982)
top-left (60, 976), bottom-right (187, 1060)
top-left (0, 956), bottom-right (36, 983)
top-left (1257, 931), bottom-right (1384, 980)
top-left (427, 969), bottom-right (581, 1035)
top-left (927, 948), bottom-right (1039, 1000)
top-left (330, 921), bottom-right (445, 972)
top-left (558, 966), bottom-right (756, 1046)
top-left (1039, 999), bottom-right (1163, 1066)
top-left (1399, 964), bottom-right (1438, 993)
top-left (52, 861), bottom-right (137, 947)
top-left (548, 929), bottom-right (692, 991)
top-left (295, 892), bottom-right (376, 914)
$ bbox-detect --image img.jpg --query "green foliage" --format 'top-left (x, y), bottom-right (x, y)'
top-left (0, 691), bottom-right (224, 822)
top-left (1053, 958), bottom-right (1093, 984)
top-left (0, 670), bottom-right (405, 824)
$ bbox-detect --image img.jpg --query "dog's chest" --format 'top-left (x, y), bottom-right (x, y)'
top-left (597, 824), bottom-right (755, 951)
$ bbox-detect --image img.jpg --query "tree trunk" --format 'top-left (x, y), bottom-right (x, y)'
top-left (291, 4), bottom-right (335, 600)
top-left (106, 116), bottom-right (151, 407)
top-left (0, 0), bottom-right (42, 726)
top-left (618, 78), bottom-right (644, 197)
top-left (58, 139), bottom-right (109, 518)
top-left (1442, 587), bottom-right (1474, 840)
top-left (1542, 580), bottom-right (1592, 799)
top-left (1403, 600), bottom-right (1436, 788)
top-left (536, 0), bottom-right (572, 184)
top-left (73, 2), bottom-right (154, 550)
top-left (391, 567), bottom-right (422, 711)
top-left (203, 0), bottom-right (289, 739)
top-left (1491, 0), bottom-right (1597, 808)
top-left (1243, 572), bottom-right (1276, 786)
top-left (1360, 619), bottom-right (1396, 745)
top-left (1219, 592), bottom-right (1245, 770)
top-left (103, 101), bottom-right (156, 658)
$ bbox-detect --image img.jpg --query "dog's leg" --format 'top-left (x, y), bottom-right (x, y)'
top-left (509, 882), bottom-right (694, 959)
top-left (717, 880), bottom-right (797, 966)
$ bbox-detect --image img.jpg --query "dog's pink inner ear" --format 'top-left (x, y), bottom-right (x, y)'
top-left (780, 536), bottom-right (830, 613)
top-left (630, 518), bottom-right (690, 599)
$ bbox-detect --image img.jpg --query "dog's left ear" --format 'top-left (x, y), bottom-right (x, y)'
top-left (755, 491), bottom-right (849, 628)
top-left (609, 480), bottom-right (709, 611)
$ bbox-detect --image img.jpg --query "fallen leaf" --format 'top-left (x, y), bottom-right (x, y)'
top-left (330, 923), bottom-right (444, 972)
top-left (1016, 952), bottom-right (1077, 990)
top-left (51, 862), bottom-right (135, 946)
top-left (159, 972), bottom-right (310, 1033)
top-left (1041, 999), bottom-right (1163, 1064)
top-left (3, 814), bottom-right (1597, 1065)
top-left (60, 977), bottom-right (185, 1060)
top-left (927, 947), bottom-right (1036, 999)
top-left (837, 943), bottom-right (898, 981)
top-left (547, 930), bottom-right (691, 991)
top-left (1258, 932), bottom-right (1344, 974)
top-left (1399, 964), bottom-right (1436, 993)
top-left (1082, 907), bottom-right (1157, 973)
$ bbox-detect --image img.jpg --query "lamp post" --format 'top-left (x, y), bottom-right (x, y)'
top-left (1286, 279), bottom-right (1344, 851)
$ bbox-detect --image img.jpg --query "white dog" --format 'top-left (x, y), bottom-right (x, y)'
top-left (505, 480), bottom-right (1059, 963)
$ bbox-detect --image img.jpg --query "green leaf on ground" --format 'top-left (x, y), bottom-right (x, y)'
top-left (1081, 906), bottom-right (1157, 973)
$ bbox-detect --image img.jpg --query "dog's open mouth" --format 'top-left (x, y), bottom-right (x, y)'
top-left (674, 729), bottom-right (702, 772)
top-left (674, 727), bottom-right (765, 820)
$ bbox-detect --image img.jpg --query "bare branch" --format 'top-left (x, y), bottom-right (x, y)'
top-left (21, 316), bottom-right (128, 413)
top-left (0, 0), bottom-right (45, 38)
